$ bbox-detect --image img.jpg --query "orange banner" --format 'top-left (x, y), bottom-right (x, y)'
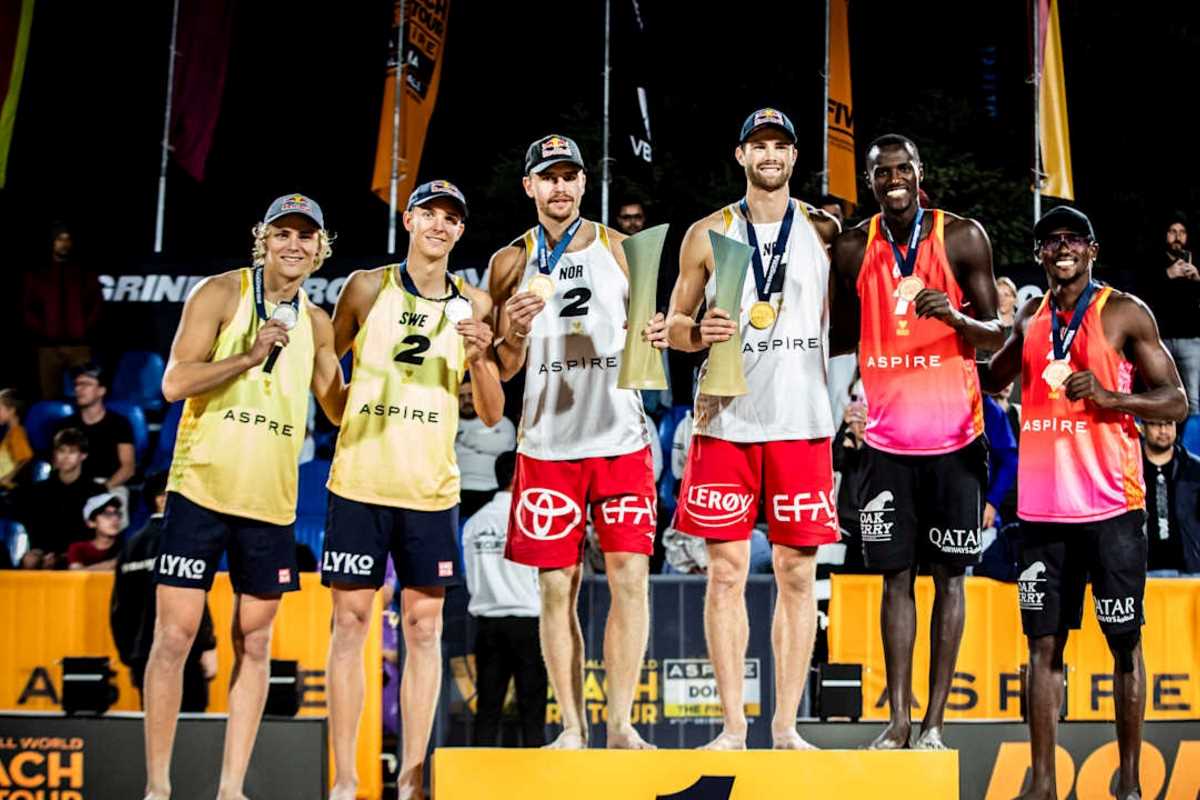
top-left (0, 571), bottom-right (382, 799)
top-left (371, 0), bottom-right (451, 206)
top-left (830, 575), bottom-right (1200, 721)
top-left (1038, 0), bottom-right (1074, 200)
top-left (825, 0), bottom-right (856, 207)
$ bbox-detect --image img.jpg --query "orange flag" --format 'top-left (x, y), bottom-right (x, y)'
top-left (1037, 0), bottom-right (1073, 200)
top-left (826, 0), bottom-right (856, 207)
top-left (372, 0), bottom-right (450, 205)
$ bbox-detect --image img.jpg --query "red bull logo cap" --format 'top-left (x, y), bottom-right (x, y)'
top-left (739, 107), bottom-right (797, 144)
top-left (263, 193), bottom-right (325, 229)
top-left (524, 134), bottom-right (585, 174)
top-left (406, 179), bottom-right (468, 218)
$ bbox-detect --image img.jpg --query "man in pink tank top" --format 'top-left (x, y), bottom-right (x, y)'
top-left (981, 206), bottom-right (1186, 800)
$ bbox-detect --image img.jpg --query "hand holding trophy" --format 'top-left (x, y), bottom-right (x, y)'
top-left (698, 230), bottom-right (753, 397)
top-left (618, 224), bottom-right (670, 390)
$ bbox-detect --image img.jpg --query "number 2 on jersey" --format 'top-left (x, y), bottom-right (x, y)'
top-left (394, 334), bottom-right (431, 365)
top-left (560, 287), bottom-right (591, 317)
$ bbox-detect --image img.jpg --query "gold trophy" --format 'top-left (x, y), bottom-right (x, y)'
top-left (698, 230), bottom-right (753, 397)
top-left (618, 224), bottom-right (670, 390)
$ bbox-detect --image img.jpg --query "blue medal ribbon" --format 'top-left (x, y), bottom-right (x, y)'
top-left (1049, 279), bottom-right (1098, 360)
top-left (739, 198), bottom-right (795, 300)
top-left (397, 260), bottom-right (460, 301)
top-left (535, 217), bottom-right (584, 275)
top-left (880, 207), bottom-right (926, 278)
top-left (253, 266), bottom-right (300, 321)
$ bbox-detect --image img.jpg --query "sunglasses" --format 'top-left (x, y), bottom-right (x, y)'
top-left (1038, 233), bottom-right (1091, 253)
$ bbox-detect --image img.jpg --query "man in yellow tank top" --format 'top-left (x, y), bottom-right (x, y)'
top-left (321, 181), bottom-right (502, 800)
top-left (142, 194), bottom-right (346, 800)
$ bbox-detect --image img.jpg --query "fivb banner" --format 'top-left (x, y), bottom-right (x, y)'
top-left (825, 0), bottom-right (856, 206)
top-left (371, 0), bottom-right (451, 206)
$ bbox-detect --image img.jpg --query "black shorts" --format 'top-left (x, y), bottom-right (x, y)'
top-left (1018, 510), bottom-right (1147, 638)
top-left (321, 492), bottom-right (463, 590)
top-left (155, 492), bottom-right (299, 595)
top-left (858, 437), bottom-right (988, 571)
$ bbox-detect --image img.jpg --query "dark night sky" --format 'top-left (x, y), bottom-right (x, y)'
top-left (4, 1), bottom-right (1200, 274)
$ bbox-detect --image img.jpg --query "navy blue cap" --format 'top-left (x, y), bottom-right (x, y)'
top-left (1034, 206), bottom-right (1095, 242)
top-left (524, 134), bottom-right (585, 174)
top-left (406, 180), bottom-right (468, 218)
top-left (263, 194), bottom-right (324, 229)
top-left (739, 108), bottom-right (797, 144)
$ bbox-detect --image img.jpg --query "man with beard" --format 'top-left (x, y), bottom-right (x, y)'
top-left (488, 134), bottom-right (657, 750)
top-left (1145, 214), bottom-right (1200, 450)
top-left (650, 108), bottom-right (841, 750)
top-left (830, 134), bottom-right (1005, 749)
top-left (981, 205), bottom-right (1186, 800)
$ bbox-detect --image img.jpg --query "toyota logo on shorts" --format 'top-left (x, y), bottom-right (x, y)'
top-left (517, 488), bottom-right (583, 541)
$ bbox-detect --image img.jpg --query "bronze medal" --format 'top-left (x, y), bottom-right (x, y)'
top-left (896, 275), bottom-right (925, 303)
top-left (1042, 359), bottom-right (1072, 395)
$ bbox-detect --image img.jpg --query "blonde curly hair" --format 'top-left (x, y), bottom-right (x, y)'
top-left (251, 222), bottom-right (334, 272)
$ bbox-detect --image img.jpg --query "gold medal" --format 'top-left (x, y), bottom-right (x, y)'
top-left (1042, 359), bottom-right (1072, 396)
top-left (526, 273), bottom-right (555, 300)
top-left (749, 301), bottom-right (777, 329)
top-left (896, 275), bottom-right (925, 303)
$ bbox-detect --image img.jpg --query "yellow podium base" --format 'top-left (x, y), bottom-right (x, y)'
top-left (433, 747), bottom-right (958, 799)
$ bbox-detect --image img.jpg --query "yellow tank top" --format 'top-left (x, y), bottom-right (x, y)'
top-left (168, 268), bottom-right (315, 524)
top-left (328, 266), bottom-right (467, 510)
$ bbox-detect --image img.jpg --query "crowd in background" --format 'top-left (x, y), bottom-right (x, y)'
top-left (4, 201), bottom-right (1200, 737)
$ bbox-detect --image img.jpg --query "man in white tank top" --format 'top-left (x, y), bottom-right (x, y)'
top-left (649, 108), bottom-right (841, 750)
top-left (488, 134), bottom-right (657, 750)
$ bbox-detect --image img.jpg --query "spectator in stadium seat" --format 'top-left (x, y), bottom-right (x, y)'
top-left (1145, 215), bottom-right (1200, 430)
top-left (462, 452), bottom-right (547, 747)
top-left (10, 428), bottom-right (104, 568)
top-left (817, 194), bottom-right (846, 227)
top-left (0, 389), bottom-right (33, 489)
top-left (67, 493), bottom-right (123, 570)
top-left (1142, 420), bottom-right (1200, 575)
top-left (455, 378), bottom-right (517, 518)
top-left (111, 472), bottom-right (217, 711)
top-left (22, 222), bottom-right (102, 400)
top-left (996, 276), bottom-right (1018, 330)
top-left (615, 200), bottom-right (647, 236)
top-left (59, 363), bottom-right (135, 524)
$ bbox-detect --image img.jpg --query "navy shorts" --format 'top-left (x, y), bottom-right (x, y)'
top-left (321, 491), bottom-right (463, 590)
top-left (858, 436), bottom-right (989, 571)
top-left (1018, 510), bottom-right (1147, 638)
top-left (155, 491), bottom-right (299, 595)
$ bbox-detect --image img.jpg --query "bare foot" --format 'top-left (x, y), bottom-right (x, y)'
top-left (1115, 787), bottom-right (1141, 800)
top-left (1012, 784), bottom-right (1056, 800)
top-left (698, 730), bottom-right (747, 751)
top-left (216, 792), bottom-right (248, 800)
top-left (397, 765), bottom-right (425, 800)
top-left (542, 729), bottom-right (587, 750)
top-left (396, 779), bottom-right (425, 800)
top-left (866, 720), bottom-right (911, 750)
top-left (772, 729), bottom-right (817, 750)
top-left (607, 725), bottom-right (656, 750)
top-left (329, 784), bottom-right (358, 800)
top-left (144, 793), bottom-right (170, 800)
top-left (913, 727), bottom-right (950, 750)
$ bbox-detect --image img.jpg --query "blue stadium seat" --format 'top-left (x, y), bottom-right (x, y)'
top-left (30, 460), bottom-right (51, 482)
top-left (25, 401), bottom-right (73, 454)
top-left (106, 401), bottom-right (149, 464)
top-left (149, 401), bottom-right (184, 474)
top-left (111, 351), bottom-right (166, 414)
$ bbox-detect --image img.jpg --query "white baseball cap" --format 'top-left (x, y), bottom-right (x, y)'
top-left (82, 493), bottom-right (121, 522)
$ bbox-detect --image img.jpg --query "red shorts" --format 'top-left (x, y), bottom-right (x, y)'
top-left (674, 435), bottom-right (838, 547)
top-left (505, 447), bottom-right (656, 569)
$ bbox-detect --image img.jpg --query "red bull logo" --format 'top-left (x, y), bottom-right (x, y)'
top-left (541, 136), bottom-right (572, 157)
top-left (281, 194), bottom-right (310, 211)
top-left (754, 108), bottom-right (784, 126)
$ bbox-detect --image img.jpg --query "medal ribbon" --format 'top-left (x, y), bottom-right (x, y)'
top-left (880, 207), bottom-right (926, 278)
top-left (1049, 280), bottom-right (1098, 360)
top-left (398, 260), bottom-right (460, 302)
top-left (253, 266), bottom-right (300, 321)
top-left (740, 198), bottom-right (794, 301)
top-left (536, 217), bottom-right (584, 275)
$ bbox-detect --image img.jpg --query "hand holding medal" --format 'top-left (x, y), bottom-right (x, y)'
top-left (1045, 280), bottom-right (1099, 400)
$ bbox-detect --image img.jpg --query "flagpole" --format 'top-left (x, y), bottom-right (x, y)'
top-left (820, 0), bottom-right (830, 196)
top-left (387, 0), bottom-right (406, 255)
top-left (601, 0), bottom-right (611, 227)
top-left (153, 0), bottom-right (181, 254)
top-left (1032, 0), bottom-right (1042, 225)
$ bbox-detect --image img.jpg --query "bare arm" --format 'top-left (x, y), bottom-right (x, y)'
top-left (330, 269), bottom-right (380, 358)
top-left (106, 444), bottom-right (135, 488)
top-left (309, 304), bottom-right (347, 426)
top-left (666, 217), bottom-right (725, 352)
top-left (979, 297), bottom-right (1040, 393)
top-left (489, 244), bottom-right (543, 381)
top-left (829, 226), bottom-right (867, 356)
top-left (919, 217), bottom-right (1005, 351)
top-left (1065, 293), bottom-right (1188, 421)
top-left (462, 285), bottom-right (504, 427)
top-left (161, 275), bottom-right (287, 402)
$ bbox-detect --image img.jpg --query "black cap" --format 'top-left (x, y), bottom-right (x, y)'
top-left (1034, 206), bottom-right (1095, 243)
top-left (739, 107), bottom-right (797, 144)
top-left (524, 135), bottom-right (585, 174)
top-left (70, 361), bottom-right (106, 387)
top-left (406, 180), bottom-right (468, 218)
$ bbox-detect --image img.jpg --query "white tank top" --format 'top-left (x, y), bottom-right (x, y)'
top-left (693, 200), bottom-right (835, 443)
top-left (516, 220), bottom-right (650, 460)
